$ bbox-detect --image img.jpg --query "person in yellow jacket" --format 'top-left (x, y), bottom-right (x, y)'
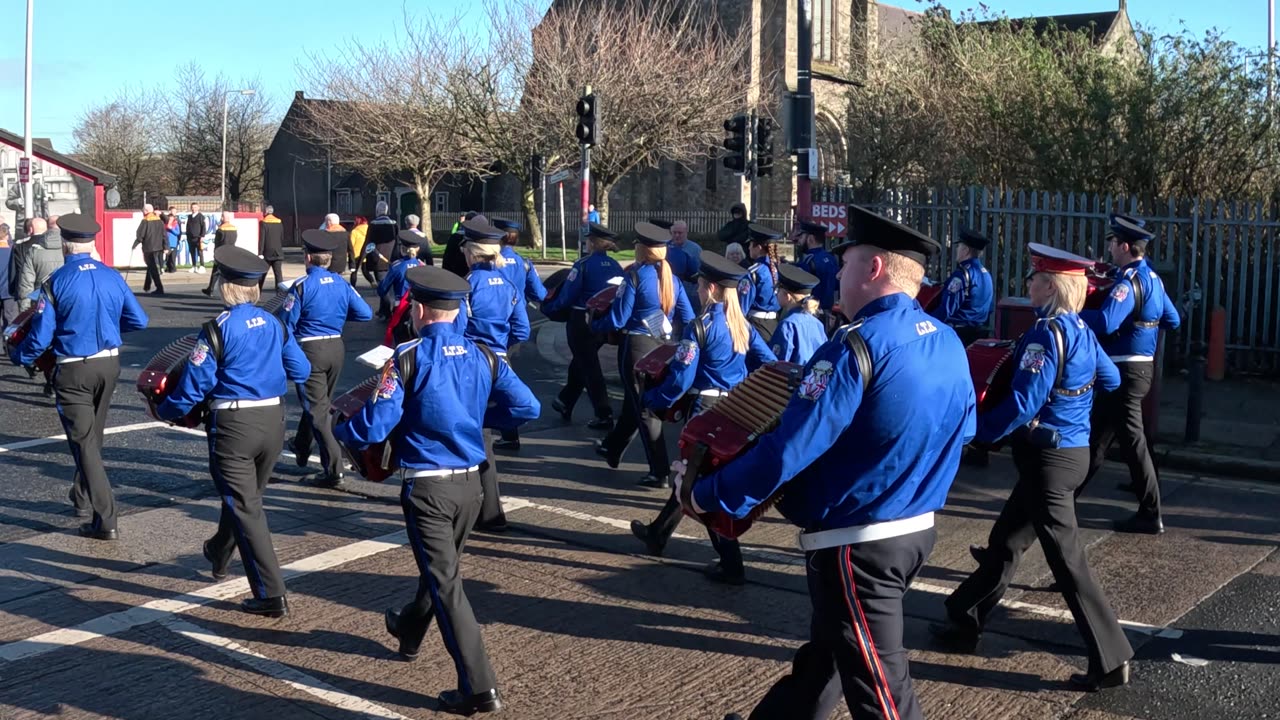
top-left (349, 216), bottom-right (369, 286)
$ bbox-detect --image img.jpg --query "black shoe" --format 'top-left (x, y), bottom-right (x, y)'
top-left (383, 608), bottom-right (420, 660)
top-left (1069, 662), bottom-right (1130, 692)
top-left (291, 438), bottom-right (310, 468)
top-left (586, 416), bottom-right (614, 431)
top-left (200, 287), bottom-right (212, 296)
top-left (240, 596), bottom-right (289, 618)
top-left (307, 471), bottom-right (344, 489)
top-left (551, 398), bottom-right (572, 422)
top-left (78, 523), bottom-right (119, 541)
top-left (493, 439), bottom-right (521, 452)
top-left (928, 621), bottom-right (981, 654)
top-left (595, 440), bottom-right (620, 469)
top-left (703, 561), bottom-right (745, 586)
top-left (437, 688), bottom-right (502, 715)
top-left (969, 544), bottom-right (988, 564)
top-left (474, 519), bottom-right (510, 534)
top-left (630, 520), bottom-right (665, 556)
top-left (1114, 512), bottom-right (1164, 535)
top-left (638, 474), bottom-right (672, 490)
top-left (724, 715), bottom-right (744, 720)
top-left (203, 540), bottom-right (230, 580)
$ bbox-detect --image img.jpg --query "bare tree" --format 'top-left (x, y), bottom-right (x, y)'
top-left (162, 64), bottom-right (275, 203)
top-left (521, 0), bottom-right (753, 223)
top-left (71, 88), bottom-right (164, 206)
top-left (297, 12), bottom-right (494, 242)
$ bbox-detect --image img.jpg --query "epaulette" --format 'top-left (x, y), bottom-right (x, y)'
top-left (214, 311), bottom-right (230, 327)
top-left (395, 338), bottom-right (422, 357)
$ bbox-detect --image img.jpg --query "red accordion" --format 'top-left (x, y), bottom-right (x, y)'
top-left (966, 339), bottom-right (1018, 414)
top-left (539, 268), bottom-right (573, 323)
top-left (677, 361), bottom-right (803, 540)
top-left (996, 261), bottom-right (1115, 341)
top-left (136, 334), bottom-right (207, 428)
top-left (4, 307), bottom-right (56, 382)
top-left (634, 343), bottom-right (696, 422)
top-left (917, 283), bottom-right (943, 313)
top-left (586, 285), bottom-right (622, 345)
top-left (330, 374), bottom-right (397, 482)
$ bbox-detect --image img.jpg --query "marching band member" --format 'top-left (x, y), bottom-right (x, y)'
top-left (630, 253), bottom-right (774, 584)
top-left (740, 224), bottom-right (783, 338)
top-left (789, 220), bottom-right (840, 312)
top-left (545, 224), bottom-right (625, 430)
top-left (690, 206), bottom-right (975, 720)
top-left (281, 229), bottom-right (373, 488)
top-left (593, 222), bottom-right (695, 487)
top-left (932, 243), bottom-right (1133, 692)
top-left (930, 227), bottom-right (994, 346)
top-left (460, 220), bottom-right (531, 531)
top-left (334, 265), bottom-right (538, 715)
top-left (9, 214), bottom-right (149, 539)
top-left (379, 230), bottom-right (428, 345)
top-left (769, 264), bottom-right (828, 365)
top-left (1078, 214), bottom-right (1181, 534)
top-left (157, 247), bottom-right (310, 617)
top-left (493, 218), bottom-right (546, 451)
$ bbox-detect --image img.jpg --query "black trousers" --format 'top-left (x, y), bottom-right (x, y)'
top-left (266, 259), bottom-right (284, 289)
top-left (946, 444), bottom-right (1133, 676)
top-left (649, 492), bottom-right (744, 576)
top-left (478, 433), bottom-right (505, 526)
top-left (397, 468), bottom-right (497, 694)
top-left (601, 333), bottom-right (668, 477)
top-left (187, 238), bottom-right (204, 267)
top-left (558, 311), bottom-right (612, 420)
top-left (205, 265), bottom-right (221, 292)
top-left (953, 325), bottom-right (988, 347)
top-left (0, 297), bottom-right (18, 328)
top-left (748, 315), bottom-right (778, 341)
top-left (294, 338), bottom-right (344, 477)
top-left (748, 529), bottom-right (936, 720)
top-left (1081, 362), bottom-right (1160, 516)
top-left (164, 249), bottom-right (177, 273)
top-left (55, 356), bottom-right (120, 532)
top-left (205, 404), bottom-right (287, 599)
top-left (142, 251), bottom-right (165, 292)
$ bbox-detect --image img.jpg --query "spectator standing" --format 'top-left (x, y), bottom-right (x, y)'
top-left (133, 204), bottom-right (167, 295)
top-left (0, 224), bottom-right (14, 326)
top-left (165, 210), bottom-right (181, 272)
top-left (186, 203), bottom-right (208, 272)
top-left (17, 218), bottom-right (63, 311)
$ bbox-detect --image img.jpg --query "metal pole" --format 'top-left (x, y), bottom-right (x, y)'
top-left (747, 109), bottom-right (758, 220)
top-left (580, 84), bottom-right (592, 259)
top-left (795, 0), bottom-right (814, 220)
top-left (1270, 0), bottom-right (1276, 107)
top-left (221, 93), bottom-right (229, 209)
top-left (1185, 351), bottom-right (1204, 443)
top-left (540, 157), bottom-right (548, 260)
top-left (559, 181), bottom-right (566, 260)
top-left (22, 0), bottom-right (33, 220)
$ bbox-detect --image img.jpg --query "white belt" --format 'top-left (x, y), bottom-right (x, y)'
top-left (210, 397), bottom-right (281, 411)
top-left (1108, 355), bottom-right (1153, 363)
top-left (749, 311), bottom-right (777, 319)
top-left (300, 334), bottom-right (341, 343)
top-left (57, 348), bottom-right (119, 364)
top-left (798, 512), bottom-right (935, 552)
top-left (571, 306), bottom-right (587, 311)
top-left (690, 388), bottom-right (727, 397)
top-left (404, 464), bottom-right (480, 479)
top-left (624, 329), bottom-right (651, 336)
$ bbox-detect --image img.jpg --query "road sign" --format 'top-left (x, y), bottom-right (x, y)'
top-left (18, 157), bottom-right (30, 184)
top-left (810, 202), bottom-right (847, 238)
top-left (547, 170), bottom-right (572, 185)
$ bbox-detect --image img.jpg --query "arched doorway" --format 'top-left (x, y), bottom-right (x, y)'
top-left (814, 111), bottom-right (848, 187)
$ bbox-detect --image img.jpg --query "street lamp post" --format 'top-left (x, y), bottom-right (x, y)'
top-left (221, 89), bottom-right (256, 210)
top-left (22, 0), bottom-right (34, 224)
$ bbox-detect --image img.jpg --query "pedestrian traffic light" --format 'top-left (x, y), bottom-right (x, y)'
top-left (576, 94), bottom-right (600, 146)
top-left (723, 115), bottom-right (748, 173)
top-left (755, 117), bottom-right (775, 177)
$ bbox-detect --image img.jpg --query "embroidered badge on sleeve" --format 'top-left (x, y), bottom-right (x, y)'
top-left (190, 340), bottom-right (210, 366)
top-left (947, 277), bottom-right (963, 294)
top-left (798, 360), bottom-right (834, 401)
top-left (283, 294), bottom-right (296, 312)
top-left (1019, 343), bottom-right (1047, 373)
top-left (1111, 284), bottom-right (1130, 302)
top-left (674, 339), bottom-right (698, 365)
top-left (377, 365), bottom-right (400, 399)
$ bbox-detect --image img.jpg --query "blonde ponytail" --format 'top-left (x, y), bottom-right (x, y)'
top-left (638, 245), bottom-right (675, 315)
top-left (717, 286), bottom-right (750, 354)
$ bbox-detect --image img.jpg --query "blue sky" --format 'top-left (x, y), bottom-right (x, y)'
top-left (0, 0), bottom-right (1271, 152)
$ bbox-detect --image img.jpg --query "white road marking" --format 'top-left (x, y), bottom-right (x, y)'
top-left (0, 421), bottom-right (169, 454)
top-left (165, 618), bottom-right (414, 719)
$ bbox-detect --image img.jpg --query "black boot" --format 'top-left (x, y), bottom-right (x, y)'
top-left (240, 596), bottom-right (288, 618)
top-left (1069, 661), bottom-right (1130, 692)
top-left (437, 688), bottom-right (502, 715)
top-left (383, 608), bottom-right (420, 660)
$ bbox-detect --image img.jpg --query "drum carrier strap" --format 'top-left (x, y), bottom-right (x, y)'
top-left (1047, 318), bottom-right (1093, 398)
top-left (842, 325), bottom-right (874, 389)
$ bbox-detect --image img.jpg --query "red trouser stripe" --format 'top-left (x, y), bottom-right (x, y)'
top-left (839, 546), bottom-right (901, 720)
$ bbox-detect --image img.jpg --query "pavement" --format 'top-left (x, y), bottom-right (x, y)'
top-left (0, 255), bottom-right (1275, 719)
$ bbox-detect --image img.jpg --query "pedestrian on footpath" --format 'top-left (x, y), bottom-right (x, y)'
top-left (157, 246), bottom-right (310, 618)
top-left (133, 204), bottom-right (166, 295)
top-left (202, 213), bottom-right (239, 296)
top-left (8, 214), bottom-right (149, 539)
top-left (335, 265), bottom-right (538, 716)
top-left (932, 243), bottom-right (1134, 693)
top-left (16, 218), bottom-right (61, 311)
top-left (186, 203), bottom-right (208, 272)
top-left (259, 205), bottom-right (286, 289)
top-left (280, 230), bottom-right (373, 488)
top-left (164, 209), bottom-right (181, 273)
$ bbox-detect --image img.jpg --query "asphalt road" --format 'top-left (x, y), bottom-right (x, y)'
top-left (0, 266), bottom-right (1277, 720)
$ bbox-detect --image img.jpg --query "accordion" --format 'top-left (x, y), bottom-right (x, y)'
top-left (3, 307), bottom-right (55, 382)
top-left (634, 343), bottom-right (696, 422)
top-left (539, 268), bottom-right (573, 323)
top-left (917, 283), bottom-right (943, 313)
top-left (136, 334), bottom-right (207, 428)
top-left (966, 339), bottom-right (1018, 414)
top-left (677, 361), bottom-right (804, 540)
top-left (258, 288), bottom-right (290, 316)
top-left (331, 374), bottom-right (397, 482)
top-left (586, 285), bottom-right (622, 345)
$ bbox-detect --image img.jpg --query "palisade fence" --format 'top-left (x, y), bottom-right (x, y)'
top-left (818, 185), bottom-right (1280, 375)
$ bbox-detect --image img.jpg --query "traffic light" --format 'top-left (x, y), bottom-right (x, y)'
top-left (576, 94), bottom-right (600, 146)
top-left (755, 117), bottom-right (775, 177)
top-left (722, 115), bottom-right (748, 173)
